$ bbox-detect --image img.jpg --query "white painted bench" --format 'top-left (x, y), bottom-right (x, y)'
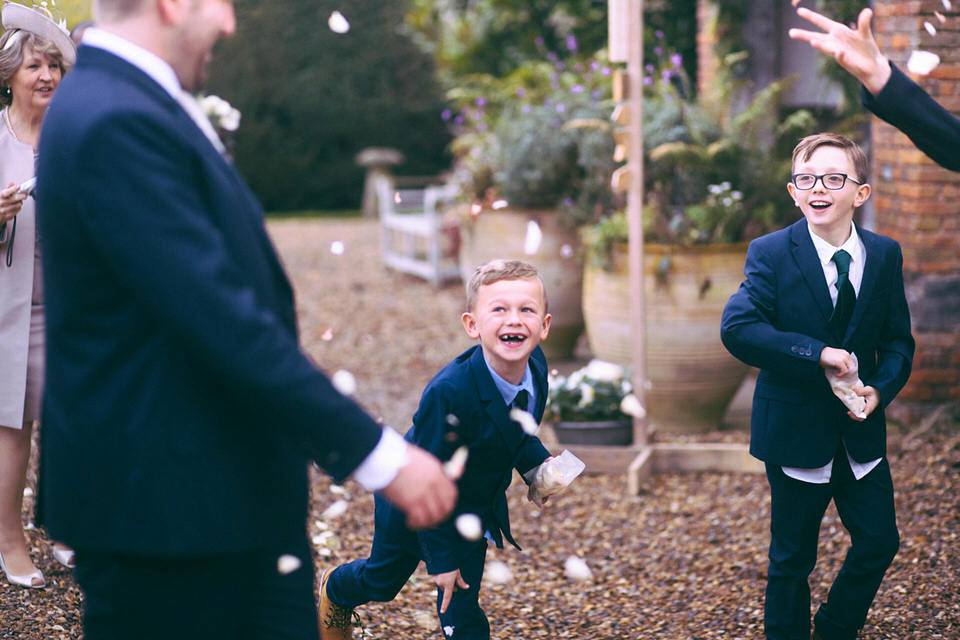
top-left (375, 175), bottom-right (461, 287)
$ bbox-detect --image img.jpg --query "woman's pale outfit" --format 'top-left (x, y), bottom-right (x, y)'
top-left (0, 108), bottom-right (43, 429)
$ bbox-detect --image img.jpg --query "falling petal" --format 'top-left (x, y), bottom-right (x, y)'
top-left (277, 554), bottom-right (302, 575)
top-left (328, 10), bottom-right (350, 34)
top-left (491, 199), bottom-right (509, 210)
top-left (445, 413), bottom-right (460, 427)
top-left (444, 626), bottom-right (455, 637)
top-left (331, 369), bottom-right (357, 396)
top-left (322, 499), bottom-right (349, 519)
top-left (330, 240), bottom-right (345, 255)
top-left (620, 393), bottom-right (646, 418)
top-left (484, 560), bottom-right (514, 584)
top-left (943, 0), bottom-right (952, 10)
top-left (906, 50), bottom-right (940, 75)
top-left (935, 11), bottom-right (946, 22)
top-left (443, 446), bottom-right (469, 479)
top-left (455, 513), bottom-right (483, 540)
top-left (329, 485), bottom-right (350, 498)
top-left (321, 328), bottom-right (334, 341)
top-left (509, 407), bottom-right (540, 435)
top-left (23, 487), bottom-right (33, 498)
top-left (470, 203), bottom-right (482, 216)
top-left (560, 244), bottom-right (574, 259)
top-left (924, 21), bottom-right (937, 36)
top-left (523, 220), bottom-right (543, 255)
top-left (564, 555), bottom-right (593, 581)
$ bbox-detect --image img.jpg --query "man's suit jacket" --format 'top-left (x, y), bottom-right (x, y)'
top-left (863, 63), bottom-right (960, 172)
top-left (35, 46), bottom-right (384, 555)
top-left (399, 345), bottom-right (550, 575)
top-left (721, 219), bottom-right (914, 469)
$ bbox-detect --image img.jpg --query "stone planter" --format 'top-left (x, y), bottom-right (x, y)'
top-left (552, 419), bottom-right (633, 446)
top-left (581, 241), bottom-right (750, 433)
top-left (458, 208), bottom-right (583, 360)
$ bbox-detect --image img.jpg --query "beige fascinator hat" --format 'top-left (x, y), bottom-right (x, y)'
top-left (1, 1), bottom-right (76, 65)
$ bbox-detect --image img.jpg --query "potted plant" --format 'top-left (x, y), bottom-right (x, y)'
top-left (579, 47), bottom-right (820, 433)
top-left (545, 360), bottom-right (643, 446)
top-left (446, 47), bottom-right (621, 360)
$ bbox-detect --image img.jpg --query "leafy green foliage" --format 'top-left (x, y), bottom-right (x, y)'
top-left (206, 0), bottom-right (452, 211)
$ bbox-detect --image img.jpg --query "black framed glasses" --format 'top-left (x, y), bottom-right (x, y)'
top-left (791, 173), bottom-right (862, 190)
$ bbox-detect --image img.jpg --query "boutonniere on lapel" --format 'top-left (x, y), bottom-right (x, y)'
top-left (197, 93), bottom-right (240, 154)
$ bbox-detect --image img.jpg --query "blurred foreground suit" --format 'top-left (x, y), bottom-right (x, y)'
top-left (36, 41), bottom-right (384, 638)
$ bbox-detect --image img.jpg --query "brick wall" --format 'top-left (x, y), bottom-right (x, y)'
top-left (871, 0), bottom-right (960, 421)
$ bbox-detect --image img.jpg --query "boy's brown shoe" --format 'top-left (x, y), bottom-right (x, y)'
top-left (318, 568), bottom-right (354, 640)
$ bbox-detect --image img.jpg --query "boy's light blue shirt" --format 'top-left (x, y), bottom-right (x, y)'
top-left (483, 354), bottom-right (536, 413)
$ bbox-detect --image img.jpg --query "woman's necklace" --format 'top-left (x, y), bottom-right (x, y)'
top-left (2, 107), bottom-right (38, 148)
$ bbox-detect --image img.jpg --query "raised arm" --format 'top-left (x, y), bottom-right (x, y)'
top-left (788, 6), bottom-right (891, 96)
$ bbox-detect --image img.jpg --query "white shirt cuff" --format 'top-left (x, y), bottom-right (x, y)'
top-left (351, 427), bottom-right (409, 491)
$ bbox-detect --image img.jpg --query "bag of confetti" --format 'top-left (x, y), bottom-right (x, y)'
top-left (825, 352), bottom-right (867, 419)
top-left (524, 449), bottom-right (585, 507)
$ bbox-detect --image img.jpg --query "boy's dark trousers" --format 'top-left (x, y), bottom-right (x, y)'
top-left (326, 494), bottom-right (491, 639)
top-left (763, 445), bottom-right (899, 640)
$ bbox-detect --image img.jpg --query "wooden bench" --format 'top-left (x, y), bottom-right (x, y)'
top-left (375, 176), bottom-right (461, 287)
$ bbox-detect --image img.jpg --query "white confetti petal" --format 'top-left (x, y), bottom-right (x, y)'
top-left (484, 560), bottom-right (513, 584)
top-left (329, 484), bottom-right (350, 497)
top-left (277, 554), bottom-right (302, 574)
top-left (322, 499), bottom-right (350, 519)
top-left (330, 240), bottom-right (345, 255)
top-left (331, 369), bottom-right (357, 396)
top-left (906, 50), bottom-right (940, 76)
top-left (935, 11), bottom-right (946, 23)
top-left (321, 328), bottom-right (335, 341)
top-left (443, 446), bottom-right (469, 479)
top-left (328, 10), bottom-right (350, 34)
top-left (445, 413), bottom-right (460, 427)
top-left (924, 21), bottom-right (937, 36)
top-left (443, 626), bottom-right (455, 637)
top-left (523, 220), bottom-right (543, 255)
top-left (455, 513), bottom-right (483, 540)
top-left (23, 487), bottom-right (33, 498)
top-left (560, 243), bottom-right (574, 258)
top-left (564, 555), bottom-right (593, 581)
top-left (943, 0), bottom-right (952, 10)
top-left (509, 407), bottom-right (540, 435)
top-left (619, 393), bottom-right (646, 419)
top-left (491, 199), bottom-right (509, 210)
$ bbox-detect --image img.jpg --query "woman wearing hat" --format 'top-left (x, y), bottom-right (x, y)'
top-left (0, 1), bottom-right (75, 589)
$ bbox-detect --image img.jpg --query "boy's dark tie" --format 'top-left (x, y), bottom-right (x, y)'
top-left (511, 389), bottom-right (529, 412)
top-left (829, 249), bottom-right (855, 336)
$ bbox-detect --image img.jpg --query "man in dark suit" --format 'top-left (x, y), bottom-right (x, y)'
top-left (319, 260), bottom-right (555, 640)
top-left (789, 5), bottom-right (960, 172)
top-left (35, 1), bottom-right (455, 637)
top-left (721, 134), bottom-right (914, 640)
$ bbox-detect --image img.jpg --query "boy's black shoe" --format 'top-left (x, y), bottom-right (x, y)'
top-left (318, 568), bottom-right (354, 640)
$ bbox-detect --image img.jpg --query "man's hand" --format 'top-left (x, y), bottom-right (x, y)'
top-left (849, 384), bottom-right (880, 421)
top-left (379, 444), bottom-right (456, 530)
top-left (820, 346), bottom-right (856, 376)
top-left (788, 6), bottom-right (891, 96)
top-left (431, 569), bottom-right (469, 614)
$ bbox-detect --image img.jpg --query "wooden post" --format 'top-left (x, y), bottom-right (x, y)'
top-left (626, 0), bottom-right (647, 449)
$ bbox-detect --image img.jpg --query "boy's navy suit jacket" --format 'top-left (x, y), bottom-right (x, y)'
top-left (401, 344), bottom-right (550, 574)
top-left (721, 219), bottom-right (914, 469)
top-left (35, 46), bottom-right (384, 554)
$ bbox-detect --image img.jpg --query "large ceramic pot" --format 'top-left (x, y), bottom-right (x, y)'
top-left (552, 419), bottom-right (633, 446)
top-left (581, 241), bottom-right (750, 433)
top-left (458, 208), bottom-right (583, 360)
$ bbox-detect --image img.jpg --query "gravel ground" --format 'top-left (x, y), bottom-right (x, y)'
top-left (2, 217), bottom-right (958, 639)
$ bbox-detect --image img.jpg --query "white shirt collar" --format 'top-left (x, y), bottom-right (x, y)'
top-left (81, 27), bottom-right (183, 101)
top-left (808, 220), bottom-right (862, 270)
